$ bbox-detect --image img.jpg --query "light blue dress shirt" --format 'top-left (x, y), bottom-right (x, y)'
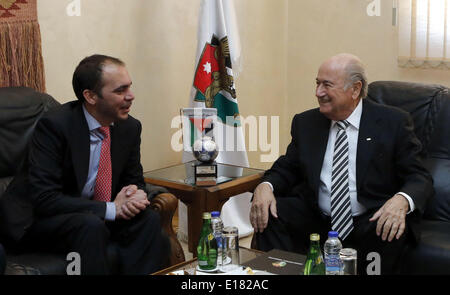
top-left (81, 105), bottom-right (116, 221)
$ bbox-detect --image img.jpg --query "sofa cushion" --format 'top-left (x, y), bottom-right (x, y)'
top-left (5, 252), bottom-right (67, 275)
top-left (367, 81), bottom-right (450, 221)
top-left (400, 220), bottom-right (450, 274)
top-left (5, 242), bottom-right (121, 275)
top-left (0, 87), bottom-right (60, 178)
top-left (0, 177), bottom-right (13, 198)
top-left (0, 173), bottom-right (34, 243)
top-left (423, 158), bottom-right (450, 222)
top-left (367, 81), bottom-right (446, 153)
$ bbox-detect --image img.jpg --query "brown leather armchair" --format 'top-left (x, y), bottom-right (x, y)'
top-left (0, 87), bottom-right (185, 274)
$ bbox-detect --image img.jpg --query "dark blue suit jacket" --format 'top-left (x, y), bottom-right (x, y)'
top-left (0, 100), bottom-right (145, 243)
top-left (264, 99), bottom-right (433, 240)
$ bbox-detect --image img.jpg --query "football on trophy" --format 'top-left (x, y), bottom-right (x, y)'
top-left (192, 136), bottom-right (218, 163)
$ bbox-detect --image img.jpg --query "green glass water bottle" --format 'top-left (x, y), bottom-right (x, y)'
top-left (304, 233), bottom-right (326, 275)
top-left (197, 212), bottom-right (218, 270)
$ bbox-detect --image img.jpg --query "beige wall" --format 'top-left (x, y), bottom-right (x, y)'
top-left (37, 0), bottom-right (287, 171)
top-left (285, 0), bottom-right (450, 152)
top-left (37, 0), bottom-right (450, 171)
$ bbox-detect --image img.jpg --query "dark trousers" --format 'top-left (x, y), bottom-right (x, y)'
top-left (256, 196), bottom-right (410, 275)
top-left (23, 207), bottom-right (167, 275)
top-left (0, 243), bottom-right (6, 275)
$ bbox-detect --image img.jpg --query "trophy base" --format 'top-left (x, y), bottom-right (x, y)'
top-left (194, 161), bottom-right (218, 186)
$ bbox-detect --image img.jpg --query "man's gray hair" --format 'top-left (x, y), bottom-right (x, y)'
top-left (343, 59), bottom-right (368, 99)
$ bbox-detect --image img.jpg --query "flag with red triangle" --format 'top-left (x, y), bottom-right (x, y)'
top-left (179, 0), bottom-right (253, 242)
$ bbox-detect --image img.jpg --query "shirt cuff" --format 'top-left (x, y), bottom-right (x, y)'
top-left (397, 192), bottom-right (415, 214)
top-left (261, 181), bottom-right (274, 192)
top-left (105, 202), bottom-right (116, 221)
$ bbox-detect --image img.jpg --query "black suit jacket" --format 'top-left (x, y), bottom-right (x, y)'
top-left (0, 101), bottom-right (146, 243)
top-left (264, 99), bottom-right (433, 239)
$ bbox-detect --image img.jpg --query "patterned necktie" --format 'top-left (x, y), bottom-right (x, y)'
top-left (94, 126), bottom-right (112, 202)
top-left (331, 120), bottom-right (354, 240)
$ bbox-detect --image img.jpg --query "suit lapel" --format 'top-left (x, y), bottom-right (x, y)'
top-left (356, 99), bottom-right (382, 190)
top-left (70, 104), bottom-right (90, 193)
top-left (310, 113), bottom-right (330, 195)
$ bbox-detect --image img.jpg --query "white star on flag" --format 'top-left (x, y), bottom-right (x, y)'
top-left (203, 62), bottom-right (212, 74)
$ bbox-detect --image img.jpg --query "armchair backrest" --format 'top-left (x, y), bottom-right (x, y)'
top-left (367, 81), bottom-right (450, 222)
top-left (0, 87), bottom-right (60, 191)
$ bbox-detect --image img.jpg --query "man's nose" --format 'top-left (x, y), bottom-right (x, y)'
top-left (125, 90), bottom-right (135, 101)
top-left (316, 84), bottom-right (325, 97)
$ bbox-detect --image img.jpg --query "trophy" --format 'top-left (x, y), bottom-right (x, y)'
top-left (193, 136), bottom-right (218, 186)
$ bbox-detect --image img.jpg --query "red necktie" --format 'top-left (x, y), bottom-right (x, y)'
top-left (94, 126), bottom-right (112, 202)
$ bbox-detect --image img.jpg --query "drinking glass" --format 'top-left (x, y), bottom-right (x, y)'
top-left (339, 248), bottom-right (357, 275)
top-left (219, 226), bottom-right (240, 272)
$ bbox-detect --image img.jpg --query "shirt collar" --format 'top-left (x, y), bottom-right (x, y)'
top-left (82, 104), bottom-right (102, 132)
top-left (332, 99), bottom-right (363, 130)
top-left (82, 104), bottom-right (114, 132)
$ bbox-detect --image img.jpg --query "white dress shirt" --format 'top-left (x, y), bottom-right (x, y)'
top-left (318, 100), bottom-right (366, 216)
top-left (264, 99), bottom-right (415, 216)
top-left (81, 105), bottom-right (116, 221)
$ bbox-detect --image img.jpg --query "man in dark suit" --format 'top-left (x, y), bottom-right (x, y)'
top-left (14, 54), bottom-right (167, 274)
top-left (250, 54), bottom-right (433, 274)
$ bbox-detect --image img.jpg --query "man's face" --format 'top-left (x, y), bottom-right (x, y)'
top-left (95, 63), bottom-right (134, 124)
top-left (315, 61), bottom-right (358, 121)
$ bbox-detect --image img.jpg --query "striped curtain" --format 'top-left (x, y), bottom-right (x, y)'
top-left (398, 0), bottom-right (450, 69)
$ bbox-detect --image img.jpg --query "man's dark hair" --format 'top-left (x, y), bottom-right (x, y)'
top-left (72, 54), bottom-right (125, 102)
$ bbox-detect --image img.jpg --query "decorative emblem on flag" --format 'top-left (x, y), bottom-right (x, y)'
top-left (0, 0), bottom-right (27, 18)
top-left (193, 36), bottom-right (240, 127)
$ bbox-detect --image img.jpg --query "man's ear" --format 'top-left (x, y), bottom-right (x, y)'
top-left (83, 89), bottom-right (98, 106)
top-left (352, 81), bottom-right (362, 100)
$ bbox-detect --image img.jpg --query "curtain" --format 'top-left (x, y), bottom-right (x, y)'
top-left (0, 0), bottom-right (45, 92)
top-left (398, 0), bottom-right (450, 69)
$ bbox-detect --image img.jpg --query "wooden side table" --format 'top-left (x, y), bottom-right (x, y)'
top-left (144, 161), bottom-right (264, 255)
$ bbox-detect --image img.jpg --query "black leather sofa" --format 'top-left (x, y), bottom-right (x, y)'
top-left (0, 243), bottom-right (5, 274)
top-left (367, 81), bottom-right (450, 275)
top-left (0, 87), bottom-right (185, 274)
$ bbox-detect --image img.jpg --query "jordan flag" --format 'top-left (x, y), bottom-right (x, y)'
top-left (179, 0), bottom-right (253, 240)
top-left (185, 0), bottom-right (248, 167)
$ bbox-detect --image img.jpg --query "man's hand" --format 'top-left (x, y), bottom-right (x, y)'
top-left (121, 189), bottom-right (149, 219)
top-left (369, 194), bottom-right (409, 242)
top-left (250, 183), bottom-right (278, 233)
top-left (114, 185), bottom-right (150, 220)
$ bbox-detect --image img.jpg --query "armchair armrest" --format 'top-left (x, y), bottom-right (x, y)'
top-left (145, 184), bottom-right (169, 200)
top-left (150, 191), bottom-right (185, 266)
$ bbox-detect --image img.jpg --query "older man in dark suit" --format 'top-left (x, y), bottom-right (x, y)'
top-left (250, 54), bottom-right (433, 274)
top-left (7, 54), bottom-right (168, 275)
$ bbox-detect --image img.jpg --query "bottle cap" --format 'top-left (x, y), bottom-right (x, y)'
top-left (211, 211), bottom-right (220, 217)
top-left (328, 231), bottom-right (339, 238)
top-left (202, 212), bottom-right (211, 219)
top-left (310, 233), bottom-right (320, 241)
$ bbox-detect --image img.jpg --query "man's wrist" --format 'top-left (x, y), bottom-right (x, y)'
top-left (261, 181), bottom-right (274, 192)
top-left (106, 202), bottom-right (116, 221)
top-left (396, 192), bottom-right (415, 214)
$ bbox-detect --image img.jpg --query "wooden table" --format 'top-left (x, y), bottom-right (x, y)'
top-left (144, 161), bottom-right (264, 255)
